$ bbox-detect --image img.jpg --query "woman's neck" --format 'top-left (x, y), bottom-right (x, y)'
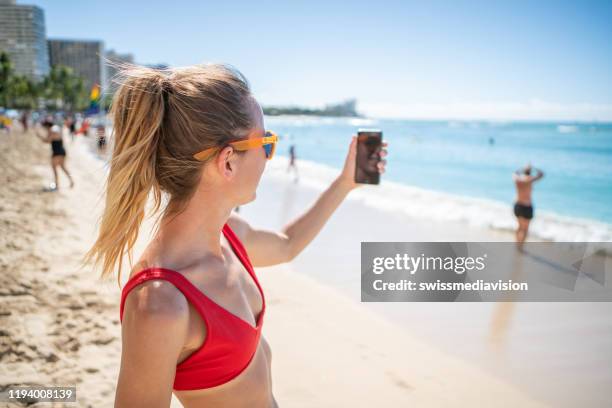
top-left (143, 189), bottom-right (235, 271)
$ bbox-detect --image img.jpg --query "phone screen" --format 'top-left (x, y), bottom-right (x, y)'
top-left (355, 129), bottom-right (383, 184)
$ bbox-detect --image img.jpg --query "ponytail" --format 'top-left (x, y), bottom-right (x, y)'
top-left (82, 67), bottom-right (167, 285)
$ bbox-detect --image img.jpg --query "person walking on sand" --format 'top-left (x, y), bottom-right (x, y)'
top-left (287, 143), bottom-right (299, 183)
top-left (20, 111), bottom-right (29, 132)
top-left (512, 163), bottom-right (544, 250)
top-left (66, 115), bottom-right (77, 141)
top-left (96, 123), bottom-right (107, 154)
top-left (83, 63), bottom-right (387, 408)
top-left (35, 116), bottom-right (74, 191)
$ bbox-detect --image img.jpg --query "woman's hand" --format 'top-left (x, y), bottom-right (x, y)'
top-left (337, 135), bottom-right (388, 190)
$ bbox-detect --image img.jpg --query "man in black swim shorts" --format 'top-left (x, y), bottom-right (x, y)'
top-left (512, 164), bottom-right (544, 250)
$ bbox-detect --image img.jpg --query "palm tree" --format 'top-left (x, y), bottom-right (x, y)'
top-left (1, 52), bottom-right (89, 111)
top-left (7, 74), bottom-right (39, 109)
top-left (42, 65), bottom-right (89, 111)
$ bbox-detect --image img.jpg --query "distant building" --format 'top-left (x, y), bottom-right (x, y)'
top-left (263, 98), bottom-right (362, 117)
top-left (145, 63), bottom-right (170, 70)
top-left (105, 49), bottom-right (134, 93)
top-left (0, 0), bottom-right (50, 81)
top-left (48, 38), bottom-right (105, 91)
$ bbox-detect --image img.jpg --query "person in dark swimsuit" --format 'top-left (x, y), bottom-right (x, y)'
top-left (51, 137), bottom-right (66, 156)
top-left (20, 111), bottom-right (29, 132)
top-left (287, 143), bottom-right (299, 183)
top-left (35, 118), bottom-right (74, 191)
top-left (512, 164), bottom-right (544, 250)
top-left (96, 124), bottom-right (106, 151)
top-left (66, 116), bottom-right (77, 141)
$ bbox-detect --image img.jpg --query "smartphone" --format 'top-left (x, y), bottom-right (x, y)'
top-left (355, 129), bottom-right (383, 185)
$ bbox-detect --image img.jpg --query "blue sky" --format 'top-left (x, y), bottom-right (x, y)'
top-left (27, 0), bottom-right (612, 120)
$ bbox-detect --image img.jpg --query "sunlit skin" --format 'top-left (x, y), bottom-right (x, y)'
top-left (115, 96), bottom-right (387, 408)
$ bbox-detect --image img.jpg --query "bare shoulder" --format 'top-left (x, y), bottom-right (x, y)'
top-left (123, 279), bottom-right (190, 327)
top-left (513, 174), bottom-right (529, 184)
top-left (227, 212), bottom-right (252, 243)
top-left (117, 280), bottom-right (190, 407)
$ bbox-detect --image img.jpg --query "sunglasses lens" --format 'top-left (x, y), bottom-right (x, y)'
top-left (263, 131), bottom-right (276, 159)
top-left (263, 143), bottom-right (272, 158)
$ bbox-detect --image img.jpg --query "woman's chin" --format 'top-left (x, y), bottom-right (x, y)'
top-left (242, 191), bottom-right (256, 205)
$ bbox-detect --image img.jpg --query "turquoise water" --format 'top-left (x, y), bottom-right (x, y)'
top-left (266, 116), bottom-right (612, 225)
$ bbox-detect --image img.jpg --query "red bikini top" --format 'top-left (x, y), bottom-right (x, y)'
top-left (119, 222), bottom-right (266, 391)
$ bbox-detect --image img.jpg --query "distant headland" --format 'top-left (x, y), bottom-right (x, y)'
top-left (262, 98), bottom-right (363, 117)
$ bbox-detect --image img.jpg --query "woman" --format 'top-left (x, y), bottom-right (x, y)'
top-left (35, 117), bottom-right (75, 191)
top-left (83, 63), bottom-right (387, 408)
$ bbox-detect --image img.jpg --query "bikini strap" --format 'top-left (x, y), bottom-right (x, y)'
top-left (222, 222), bottom-right (254, 271)
top-left (119, 267), bottom-right (208, 322)
top-left (222, 223), bottom-right (265, 320)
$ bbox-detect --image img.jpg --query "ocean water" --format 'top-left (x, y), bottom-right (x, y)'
top-left (265, 116), bottom-right (612, 241)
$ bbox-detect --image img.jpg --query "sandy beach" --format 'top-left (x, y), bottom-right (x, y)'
top-left (0, 128), bottom-right (608, 407)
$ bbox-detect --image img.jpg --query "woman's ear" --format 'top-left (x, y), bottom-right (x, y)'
top-left (217, 146), bottom-right (238, 179)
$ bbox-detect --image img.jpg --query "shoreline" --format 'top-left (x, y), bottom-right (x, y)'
top-left (263, 153), bottom-right (612, 243)
top-left (95, 117), bottom-right (612, 240)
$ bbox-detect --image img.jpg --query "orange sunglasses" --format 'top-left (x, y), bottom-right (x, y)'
top-left (193, 130), bottom-right (279, 162)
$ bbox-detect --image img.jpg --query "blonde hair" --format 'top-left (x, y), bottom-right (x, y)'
top-left (82, 62), bottom-right (254, 285)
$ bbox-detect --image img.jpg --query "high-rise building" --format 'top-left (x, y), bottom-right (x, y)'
top-left (48, 38), bottom-right (105, 91)
top-left (0, 0), bottom-right (50, 81)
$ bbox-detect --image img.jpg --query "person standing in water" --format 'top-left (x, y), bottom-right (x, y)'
top-left (82, 63), bottom-right (387, 408)
top-left (512, 163), bottom-right (544, 250)
top-left (35, 116), bottom-right (75, 191)
top-left (287, 143), bottom-right (299, 183)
